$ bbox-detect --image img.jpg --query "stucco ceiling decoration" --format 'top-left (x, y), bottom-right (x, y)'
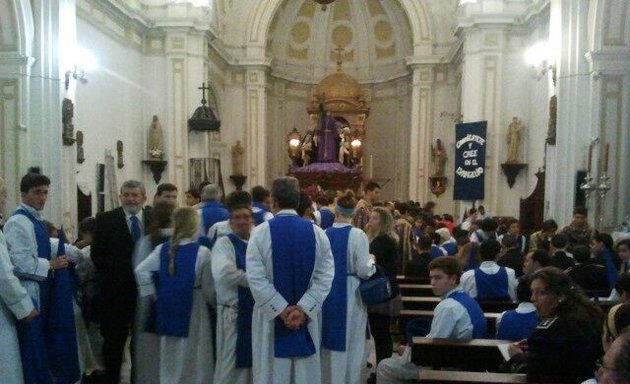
top-left (266, 0), bottom-right (413, 84)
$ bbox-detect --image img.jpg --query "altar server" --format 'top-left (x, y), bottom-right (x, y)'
top-left (135, 207), bottom-right (215, 384)
top-left (246, 177), bottom-right (334, 384)
top-left (320, 190), bottom-right (375, 384)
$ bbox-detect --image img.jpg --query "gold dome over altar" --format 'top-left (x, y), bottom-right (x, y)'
top-left (314, 70), bottom-right (362, 101)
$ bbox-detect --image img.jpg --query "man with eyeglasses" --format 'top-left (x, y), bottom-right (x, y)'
top-left (592, 327), bottom-right (630, 384)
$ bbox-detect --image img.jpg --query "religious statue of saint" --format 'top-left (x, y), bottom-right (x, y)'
top-left (231, 140), bottom-right (245, 176)
top-left (431, 139), bottom-right (447, 176)
top-left (317, 111), bottom-right (340, 163)
top-left (507, 116), bottom-right (523, 163)
top-left (338, 126), bottom-right (351, 166)
top-left (117, 140), bottom-right (124, 169)
top-left (148, 115), bottom-right (164, 159)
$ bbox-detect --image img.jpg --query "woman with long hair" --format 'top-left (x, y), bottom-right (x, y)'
top-left (135, 207), bottom-right (215, 384)
top-left (320, 191), bottom-right (375, 384)
top-left (132, 201), bottom-right (175, 384)
top-left (366, 207), bottom-right (401, 366)
top-left (508, 267), bottom-right (603, 383)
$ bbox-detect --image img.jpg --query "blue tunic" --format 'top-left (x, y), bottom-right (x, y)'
top-left (442, 242), bottom-right (457, 256)
top-left (252, 202), bottom-right (270, 226)
top-left (319, 208), bottom-right (335, 230)
top-left (496, 310), bottom-right (540, 341)
top-left (474, 267), bottom-right (510, 301)
top-left (269, 215), bottom-right (317, 358)
top-left (155, 242), bottom-right (199, 337)
top-left (321, 226), bottom-right (351, 351)
top-left (448, 291), bottom-right (487, 338)
top-left (227, 234), bottom-right (254, 368)
top-left (430, 245), bottom-right (446, 259)
top-left (201, 201), bottom-right (229, 234)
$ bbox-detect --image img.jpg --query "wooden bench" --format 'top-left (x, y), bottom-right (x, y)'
top-left (401, 296), bottom-right (517, 313)
top-left (399, 283), bottom-right (433, 296)
top-left (418, 370), bottom-right (527, 383)
top-left (397, 275), bottom-right (430, 285)
top-left (399, 309), bottom-right (500, 337)
top-left (411, 337), bottom-right (509, 372)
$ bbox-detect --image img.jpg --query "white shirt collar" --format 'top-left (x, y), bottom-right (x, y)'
top-left (19, 203), bottom-right (43, 220)
top-left (332, 222), bottom-right (352, 228)
top-left (443, 287), bottom-right (462, 299)
top-left (276, 209), bottom-right (298, 216)
top-left (480, 261), bottom-right (498, 267)
top-left (515, 302), bottom-right (537, 314)
top-left (124, 208), bottom-right (143, 222)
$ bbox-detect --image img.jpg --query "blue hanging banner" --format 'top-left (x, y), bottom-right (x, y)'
top-left (453, 121), bottom-right (487, 201)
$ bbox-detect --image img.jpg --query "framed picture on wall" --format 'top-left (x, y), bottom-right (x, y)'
top-left (189, 158), bottom-right (225, 199)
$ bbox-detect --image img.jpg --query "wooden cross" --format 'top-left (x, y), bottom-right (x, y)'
top-left (333, 46), bottom-right (345, 71)
top-left (198, 82), bottom-right (211, 105)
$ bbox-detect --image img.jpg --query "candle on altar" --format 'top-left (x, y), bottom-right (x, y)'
top-left (587, 144), bottom-right (592, 174)
top-left (603, 143), bottom-right (610, 173)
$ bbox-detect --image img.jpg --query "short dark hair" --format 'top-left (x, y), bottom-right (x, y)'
top-left (157, 183), bottom-right (177, 196)
top-left (364, 181), bottom-right (380, 192)
top-left (251, 186), bottom-right (270, 203)
top-left (20, 173), bottom-right (50, 193)
top-left (479, 239), bottom-right (501, 261)
top-left (429, 256), bottom-right (462, 283)
top-left (595, 232), bottom-right (614, 251)
top-left (225, 191), bottom-right (252, 210)
top-left (516, 275), bottom-right (533, 303)
top-left (573, 206), bottom-right (588, 217)
top-left (551, 234), bottom-right (568, 249)
top-left (417, 235), bottom-right (433, 251)
top-left (480, 217), bottom-right (498, 232)
top-left (468, 208), bottom-right (478, 215)
top-left (78, 217), bottom-right (96, 234)
top-left (572, 245), bottom-right (591, 263)
top-left (198, 181), bottom-right (211, 194)
top-left (271, 177), bottom-right (300, 210)
top-left (185, 189), bottom-right (200, 199)
top-left (541, 219), bottom-right (559, 232)
top-left (613, 328), bottom-right (630, 382)
top-left (530, 249), bottom-right (551, 267)
top-left (297, 192), bottom-right (313, 217)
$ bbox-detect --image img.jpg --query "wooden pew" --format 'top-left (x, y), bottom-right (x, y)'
top-left (397, 275), bottom-right (430, 285)
top-left (399, 283), bottom-right (433, 296)
top-left (418, 370), bottom-right (527, 383)
top-left (398, 309), bottom-right (500, 338)
top-left (411, 337), bottom-right (509, 372)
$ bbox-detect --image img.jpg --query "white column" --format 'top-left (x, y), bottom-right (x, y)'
top-left (407, 63), bottom-right (433, 202)
top-left (545, 0), bottom-right (592, 227)
top-left (244, 66), bottom-right (268, 187)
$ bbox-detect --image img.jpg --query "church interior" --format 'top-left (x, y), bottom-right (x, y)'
top-left (0, 0), bottom-right (629, 234)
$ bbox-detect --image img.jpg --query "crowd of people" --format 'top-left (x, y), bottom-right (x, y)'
top-left (1, 173), bottom-right (630, 384)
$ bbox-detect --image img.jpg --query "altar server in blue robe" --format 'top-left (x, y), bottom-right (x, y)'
top-left (320, 190), bottom-right (375, 384)
top-left (496, 276), bottom-right (539, 341)
top-left (246, 177), bottom-right (334, 384)
top-left (376, 256), bottom-right (487, 383)
top-left (135, 207), bottom-right (215, 384)
top-left (212, 203), bottom-right (255, 384)
top-left (251, 186), bottom-right (273, 226)
top-left (460, 239), bottom-right (517, 301)
top-left (4, 173), bottom-right (80, 384)
top-left (197, 183), bottom-right (229, 237)
top-left (0, 177), bottom-right (38, 384)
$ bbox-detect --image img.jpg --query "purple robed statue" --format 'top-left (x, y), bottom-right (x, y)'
top-left (316, 106), bottom-right (341, 163)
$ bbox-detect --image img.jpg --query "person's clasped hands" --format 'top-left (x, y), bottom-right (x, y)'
top-left (280, 305), bottom-right (307, 330)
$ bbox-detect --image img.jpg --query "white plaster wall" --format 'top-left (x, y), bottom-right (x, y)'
top-left (74, 16), bottom-right (149, 213)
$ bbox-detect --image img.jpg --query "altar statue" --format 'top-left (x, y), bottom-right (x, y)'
top-left (338, 126), bottom-right (351, 166)
top-left (232, 140), bottom-right (245, 175)
top-left (507, 116), bottom-right (522, 163)
top-left (148, 115), bottom-right (164, 159)
top-left (317, 111), bottom-right (340, 163)
top-left (431, 139), bottom-right (447, 176)
top-left (302, 130), bottom-right (316, 166)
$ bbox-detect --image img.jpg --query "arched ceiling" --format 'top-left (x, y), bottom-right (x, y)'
top-left (0, 0), bottom-right (18, 51)
top-left (266, 0), bottom-right (414, 84)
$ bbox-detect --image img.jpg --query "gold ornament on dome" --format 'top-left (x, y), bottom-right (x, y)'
top-left (308, 47), bottom-right (369, 115)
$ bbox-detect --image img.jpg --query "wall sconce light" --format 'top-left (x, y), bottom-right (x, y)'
top-left (350, 137), bottom-right (362, 161)
top-left (287, 128), bottom-right (302, 164)
top-left (64, 47), bottom-right (98, 90)
top-left (524, 41), bottom-right (556, 84)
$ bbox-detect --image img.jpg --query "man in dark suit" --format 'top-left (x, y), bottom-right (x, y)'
top-left (566, 245), bottom-right (609, 297)
top-left (92, 180), bottom-right (152, 384)
top-left (498, 235), bottom-right (524, 277)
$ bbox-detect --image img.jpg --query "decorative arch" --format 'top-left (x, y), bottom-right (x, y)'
top-left (246, 0), bottom-right (434, 57)
top-left (2, 0), bottom-right (34, 56)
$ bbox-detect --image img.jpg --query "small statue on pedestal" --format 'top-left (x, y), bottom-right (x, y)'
top-left (507, 117), bottom-right (523, 163)
top-left (232, 140), bottom-right (245, 176)
top-left (148, 115), bottom-right (164, 159)
top-left (117, 140), bottom-right (124, 169)
top-left (338, 126), bottom-right (351, 166)
top-left (431, 139), bottom-right (447, 176)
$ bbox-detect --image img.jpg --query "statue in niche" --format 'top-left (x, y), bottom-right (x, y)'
top-left (62, 98), bottom-right (75, 145)
top-left (231, 140), bottom-right (245, 176)
top-left (148, 115), bottom-right (164, 159)
top-left (507, 117), bottom-right (523, 163)
top-left (338, 126), bottom-right (351, 166)
top-left (431, 139), bottom-right (447, 176)
top-left (316, 111), bottom-right (341, 163)
top-left (117, 140), bottom-right (124, 169)
top-left (76, 131), bottom-right (85, 163)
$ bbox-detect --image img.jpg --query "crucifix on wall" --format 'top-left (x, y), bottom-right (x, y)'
top-left (333, 46), bottom-right (345, 70)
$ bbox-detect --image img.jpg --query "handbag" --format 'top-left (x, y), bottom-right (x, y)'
top-left (359, 265), bottom-right (393, 305)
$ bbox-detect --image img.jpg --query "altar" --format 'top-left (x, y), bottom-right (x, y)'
top-left (287, 59), bottom-right (370, 192)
